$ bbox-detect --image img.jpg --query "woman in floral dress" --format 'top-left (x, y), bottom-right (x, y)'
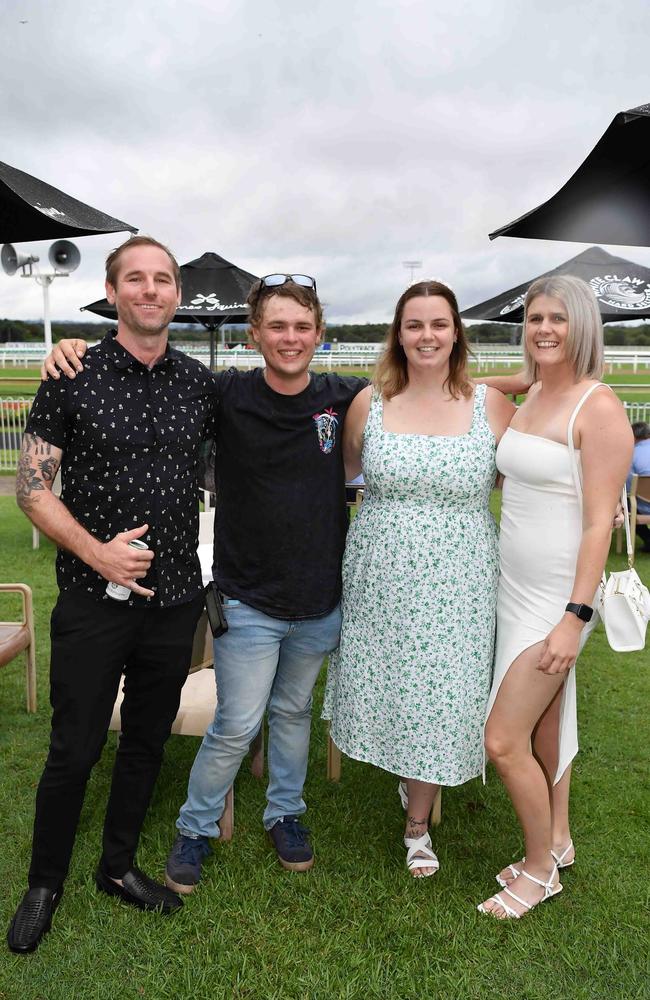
top-left (324, 280), bottom-right (514, 877)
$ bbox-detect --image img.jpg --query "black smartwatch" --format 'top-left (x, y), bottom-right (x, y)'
top-left (565, 602), bottom-right (593, 623)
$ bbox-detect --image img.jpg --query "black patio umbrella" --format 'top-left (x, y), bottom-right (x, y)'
top-left (82, 251), bottom-right (258, 367)
top-left (462, 246), bottom-right (650, 327)
top-left (0, 160), bottom-right (136, 242)
top-left (489, 104), bottom-right (650, 247)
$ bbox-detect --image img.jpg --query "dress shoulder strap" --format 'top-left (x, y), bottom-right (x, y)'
top-left (471, 383), bottom-right (489, 429)
top-left (566, 383), bottom-right (612, 499)
top-left (565, 382), bottom-right (632, 560)
top-left (364, 389), bottom-right (383, 435)
top-left (566, 382), bottom-right (612, 449)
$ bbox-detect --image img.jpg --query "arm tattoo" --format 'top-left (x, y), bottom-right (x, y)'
top-left (39, 457), bottom-right (58, 482)
top-left (16, 434), bottom-right (60, 514)
top-left (31, 435), bottom-right (52, 458)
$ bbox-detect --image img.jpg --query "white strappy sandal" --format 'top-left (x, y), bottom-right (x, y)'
top-left (479, 865), bottom-right (563, 918)
top-left (496, 861), bottom-right (523, 888)
top-left (404, 832), bottom-right (439, 878)
top-left (495, 840), bottom-right (574, 888)
top-left (551, 841), bottom-right (576, 870)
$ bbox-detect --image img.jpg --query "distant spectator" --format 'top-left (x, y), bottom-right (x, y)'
top-left (628, 421), bottom-right (650, 552)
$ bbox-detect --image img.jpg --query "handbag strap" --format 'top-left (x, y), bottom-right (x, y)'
top-left (566, 383), bottom-right (633, 565)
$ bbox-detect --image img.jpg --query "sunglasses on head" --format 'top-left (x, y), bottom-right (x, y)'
top-left (253, 273), bottom-right (317, 310)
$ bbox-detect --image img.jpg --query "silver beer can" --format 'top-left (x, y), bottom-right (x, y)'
top-left (105, 539), bottom-right (150, 601)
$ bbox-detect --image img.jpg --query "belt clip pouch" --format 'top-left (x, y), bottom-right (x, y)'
top-left (204, 582), bottom-right (228, 638)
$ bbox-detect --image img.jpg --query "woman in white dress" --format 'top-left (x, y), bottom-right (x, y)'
top-left (478, 276), bottom-right (633, 919)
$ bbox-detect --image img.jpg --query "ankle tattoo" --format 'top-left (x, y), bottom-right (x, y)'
top-left (406, 815), bottom-right (428, 833)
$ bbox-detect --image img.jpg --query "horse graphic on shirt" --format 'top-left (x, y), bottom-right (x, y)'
top-left (313, 408), bottom-right (338, 454)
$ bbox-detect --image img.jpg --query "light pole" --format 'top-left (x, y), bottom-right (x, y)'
top-left (403, 260), bottom-right (422, 285)
top-left (1, 240), bottom-right (81, 353)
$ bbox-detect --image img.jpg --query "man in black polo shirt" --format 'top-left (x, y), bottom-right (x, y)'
top-left (7, 236), bottom-right (213, 954)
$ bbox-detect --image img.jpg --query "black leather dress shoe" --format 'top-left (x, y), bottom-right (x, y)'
top-left (95, 865), bottom-right (183, 913)
top-left (7, 887), bottom-right (62, 954)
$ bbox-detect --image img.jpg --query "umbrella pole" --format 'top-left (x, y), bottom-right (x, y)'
top-left (216, 318), bottom-right (228, 370)
top-left (34, 274), bottom-right (54, 354)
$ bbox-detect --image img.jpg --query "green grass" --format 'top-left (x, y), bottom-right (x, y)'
top-left (0, 368), bottom-right (41, 399)
top-left (3, 362), bottom-right (650, 383)
top-left (0, 498), bottom-right (649, 998)
top-left (596, 370), bottom-right (650, 380)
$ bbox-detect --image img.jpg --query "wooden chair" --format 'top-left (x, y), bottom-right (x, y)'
top-left (327, 732), bottom-right (441, 826)
top-left (616, 475), bottom-right (650, 561)
top-left (344, 484), bottom-right (365, 509)
top-left (327, 486), bottom-right (444, 827)
top-left (0, 583), bottom-right (37, 712)
top-left (109, 609), bottom-right (264, 841)
top-left (198, 509), bottom-right (215, 545)
top-left (202, 490), bottom-right (215, 511)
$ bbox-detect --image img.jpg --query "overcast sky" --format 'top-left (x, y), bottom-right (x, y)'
top-left (1, 0), bottom-right (650, 327)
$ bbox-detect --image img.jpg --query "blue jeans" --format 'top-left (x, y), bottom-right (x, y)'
top-left (176, 601), bottom-right (341, 837)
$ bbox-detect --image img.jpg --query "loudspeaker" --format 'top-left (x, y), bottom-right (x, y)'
top-left (1, 244), bottom-right (39, 276)
top-left (48, 240), bottom-right (81, 273)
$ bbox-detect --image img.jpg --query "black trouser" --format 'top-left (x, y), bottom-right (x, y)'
top-left (636, 523), bottom-right (650, 548)
top-left (28, 590), bottom-right (204, 890)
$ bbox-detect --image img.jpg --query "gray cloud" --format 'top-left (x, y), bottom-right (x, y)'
top-left (2, 0), bottom-right (650, 326)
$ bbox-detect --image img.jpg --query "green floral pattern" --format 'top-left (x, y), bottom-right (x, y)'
top-left (323, 384), bottom-right (498, 785)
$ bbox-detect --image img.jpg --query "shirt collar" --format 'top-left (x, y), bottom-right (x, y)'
top-left (101, 329), bottom-right (179, 371)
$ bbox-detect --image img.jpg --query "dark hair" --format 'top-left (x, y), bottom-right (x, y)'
top-left (631, 421), bottom-right (650, 442)
top-left (374, 280), bottom-right (472, 400)
top-left (246, 279), bottom-right (323, 328)
top-left (105, 235), bottom-right (181, 290)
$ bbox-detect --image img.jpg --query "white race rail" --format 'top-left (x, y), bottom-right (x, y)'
top-left (2, 396), bottom-right (649, 472)
top-left (2, 343), bottom-right (650, 371)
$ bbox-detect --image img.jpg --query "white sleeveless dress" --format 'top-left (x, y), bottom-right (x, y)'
top-left (485, 384), bottom-right (605, 783)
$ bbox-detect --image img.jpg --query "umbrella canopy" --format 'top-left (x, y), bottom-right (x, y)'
top-left (82, 251), bottom-right (257, 328)
top-left (489, 104), bottom-right (650, 247)
top-left (462, 246), bottom-right (650, 325)
top-left (0, 160), bottom-right (136, 243)
top-left (173, 252), bottom-right (257, 329)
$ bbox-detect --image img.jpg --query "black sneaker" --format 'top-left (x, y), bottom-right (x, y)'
top-left (268, 816), bottom-right (314, 872)
top-left (165, 834), bottom-right (211, 894)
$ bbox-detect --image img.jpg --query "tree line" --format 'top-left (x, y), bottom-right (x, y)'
top-left (2, 318), bottom-right (650, 347)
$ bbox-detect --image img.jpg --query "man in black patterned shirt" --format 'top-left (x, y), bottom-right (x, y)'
top-left (7, 237), bottom-right (213, 954)
top-left (34, 275), bottom-right (368, 891)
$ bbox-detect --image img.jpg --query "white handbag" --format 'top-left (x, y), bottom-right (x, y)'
top-left (597, 489), bottom-right (650, 652)
top-left (566, 383), bottom-right (649, 653)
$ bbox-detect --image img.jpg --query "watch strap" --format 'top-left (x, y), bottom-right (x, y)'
top-left (565, 602), bottom-right (593, 623)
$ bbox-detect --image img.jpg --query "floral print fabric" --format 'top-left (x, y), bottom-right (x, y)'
top-left (323, 384), bottom-right (498, 785)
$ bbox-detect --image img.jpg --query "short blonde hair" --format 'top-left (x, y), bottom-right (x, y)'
top-left (522, 275), bottom-right (604, 381)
